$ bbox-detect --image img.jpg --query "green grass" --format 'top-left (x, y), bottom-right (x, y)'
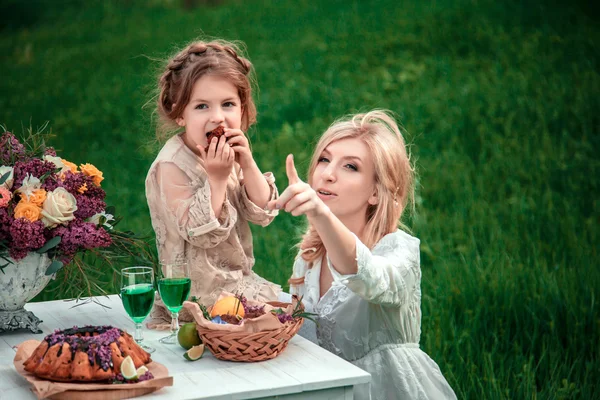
top-left (1, 0), bottom-right (598, 398)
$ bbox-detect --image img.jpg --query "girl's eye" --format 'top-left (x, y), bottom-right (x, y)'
top-left (223, 101), bottom-right (236, 108)
top-left (345, 163), bottom-right (358, 171)
top-left (195, 104), bottom-right (208, 110)
top-left (318, 157), bottom-right (330, 163)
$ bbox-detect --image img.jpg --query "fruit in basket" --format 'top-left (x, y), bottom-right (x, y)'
top-left (177, 322), bottom-right (202, 350)
top-left (210, 296), bottom-right (245, 318)
top-left (183, 344), bottom-right (205, 361)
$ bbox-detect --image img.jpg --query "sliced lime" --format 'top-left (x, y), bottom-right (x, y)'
top-left (120, 355), bottom-right (137, 380)
top-left (183, 344), bottom-right (205, 361)
top-left (136, 365), bottom-right (149, 376)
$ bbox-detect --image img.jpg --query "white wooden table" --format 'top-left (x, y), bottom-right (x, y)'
top-left (0, 295), bottom-right (370, 399)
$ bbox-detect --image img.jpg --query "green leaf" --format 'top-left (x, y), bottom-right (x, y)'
top-left (38, 167), bottom-right (62, 183)
top-left (36, 236), bottom-right (62, 254)
top-left (105, 206), bottom-right (115, 215)
top-left (45, 260), bottom-right (63, 275)
top-left (0, 171), bottom-right (10, 185)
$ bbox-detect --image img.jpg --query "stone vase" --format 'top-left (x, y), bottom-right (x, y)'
top-left (0, 252), bottom-right (53, 333)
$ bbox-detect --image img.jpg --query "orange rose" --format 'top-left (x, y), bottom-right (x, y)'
top-left (61, 159), bottom-right (78, 173)
top-left (78, 183), bottom-right (88, 194)
top-left (14, 199), bottom-right (42, 222)
top-left (79, 163), bottom-right (104, 186)
top-left (29, 189), bottom-right (47, 207)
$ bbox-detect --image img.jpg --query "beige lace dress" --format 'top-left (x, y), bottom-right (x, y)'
top-left (145, 133), bottom-right (281, 328)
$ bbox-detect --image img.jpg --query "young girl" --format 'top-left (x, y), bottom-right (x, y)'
top-left (268, 110), bottom-right (456, 399)
top-left (145, 40), bottom-right (281, 329)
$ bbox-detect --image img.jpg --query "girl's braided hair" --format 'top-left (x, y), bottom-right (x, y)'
top-left (156, 40), bottom-right (257, 141)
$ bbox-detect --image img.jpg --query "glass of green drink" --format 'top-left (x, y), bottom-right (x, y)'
top-left (158, 261), bottom-right (191, 344)
top-left (120, 266), bottom-right (155, 353)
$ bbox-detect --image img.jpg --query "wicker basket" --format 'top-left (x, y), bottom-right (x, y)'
top-left (197, 301), bottom-right (304, 362)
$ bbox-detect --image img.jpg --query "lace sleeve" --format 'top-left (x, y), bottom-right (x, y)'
top-left (338, 232), bottom-right (420, 307)
top-left (154, 161), bottom-right (237, 249)
top-left (238, 171), bottom-right (279, 226)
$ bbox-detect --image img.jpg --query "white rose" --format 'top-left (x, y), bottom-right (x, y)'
top-left (41, 187), bottom-right (78, 227)
top-left (88, 211), bottom-right (115, 229)
top-left (16, 173), bottom-right (41, 200)
top-left (43, 155), bottom-right (69, 173)
top-left (0, 166), bottom-right (14, 189)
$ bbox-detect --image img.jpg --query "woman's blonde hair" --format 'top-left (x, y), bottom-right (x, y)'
top-left (295, 109), bottom-right (415, 268)
top-left (155, 39), bottom-right (257, 141)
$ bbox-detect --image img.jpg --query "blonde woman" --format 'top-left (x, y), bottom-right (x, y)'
top-left (269, 110), bottom-right (456, 399)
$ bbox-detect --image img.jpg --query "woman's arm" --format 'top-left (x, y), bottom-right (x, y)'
top-left (268, 154), bottom-right (358, 275)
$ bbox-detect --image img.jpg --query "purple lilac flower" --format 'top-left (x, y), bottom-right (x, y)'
top-left (276, 313), bottom-right (295, 324)
top-left (74, 193), bottom-right (106, 220)
top-left (44, 147), bottom-right (57, 157)
top-left (9, 218), bottom-right (45, 259)
top-left (0, 207), bottom-right (13, 241)
top-left (9, 247), bottom-right (28, 260)
top-left (51, 221), bottom-right (112, 259)
top-left (0, 132), bottom-right (26, 164)
top-left (40, 176), bottom-right (61, 192)
top-left (60, 171), bottom-right (92, 195)
top-left (240, 295), bottom-right (266, 316)
top-left (12, 159), bottom-right (57, 188)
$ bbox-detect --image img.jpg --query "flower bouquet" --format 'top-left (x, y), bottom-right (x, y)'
top-left (0, 124), bottom-right (154, 333)
top-left (183, 292), bottom-right (314, 362)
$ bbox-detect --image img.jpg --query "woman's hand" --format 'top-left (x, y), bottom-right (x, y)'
top-left (267, 154), bottom-right (329, 219)
top-left (197, 136), bottom-right (234, 183)
top-left (224, 128), bottom-right (253, 170)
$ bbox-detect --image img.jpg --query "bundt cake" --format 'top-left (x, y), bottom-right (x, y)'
top-left (205, 125), bottom-right (226, 151)
top-left (23, 325), bottom-right (151, 382)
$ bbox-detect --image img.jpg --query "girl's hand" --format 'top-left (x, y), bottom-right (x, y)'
top-left (224, 128), bottom-right (253, 169)
top-left (197, 136), bottom-right (234, 182)
top-left (267, 154), bottom-right (329, 219)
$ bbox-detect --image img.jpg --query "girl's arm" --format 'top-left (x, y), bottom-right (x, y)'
top-left (238, 159), bottom-right (271, 208)
top-left (224, 128), bottom-right (270, 208)
top-left (237, 170), bottom-right (279, 226)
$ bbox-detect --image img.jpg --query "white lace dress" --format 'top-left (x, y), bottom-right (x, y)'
top-left (145, 133), bottom-right (281, 328)
top-left (290, 230), bottom-right (456, 400)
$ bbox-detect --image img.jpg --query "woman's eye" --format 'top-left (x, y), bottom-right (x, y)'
top-left (195, 104), bottom-right (208, 110)
top-left (318, 157), bottom-right (330, 163)
top-left (345, 163), bottom-right (358, 171)
top-left (223, 101), bottom-right (236, 107)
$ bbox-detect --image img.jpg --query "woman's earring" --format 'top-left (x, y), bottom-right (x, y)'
top-left (394, 186), bottom-right (399, 207)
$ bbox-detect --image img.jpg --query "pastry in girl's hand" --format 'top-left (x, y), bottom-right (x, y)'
top-left (205, 126), bottom-right (226, 151)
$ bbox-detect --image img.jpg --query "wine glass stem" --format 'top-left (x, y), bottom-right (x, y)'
top-left (135, 322), bottom-right (144, 343)
top-left (170, 312), bottom-right (179, 334)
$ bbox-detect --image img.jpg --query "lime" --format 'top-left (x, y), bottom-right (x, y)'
top-left (136, 365), bottom-right (149, 376)
top-left (183, 344), bottom-right (205, 361)
top-left (177, 322), bottom-right (201, 350)
top-left (120, 355), bottom-right (137, 380)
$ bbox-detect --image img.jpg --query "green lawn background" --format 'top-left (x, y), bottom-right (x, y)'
top-left (1, 0), bottom-right (598, 398)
